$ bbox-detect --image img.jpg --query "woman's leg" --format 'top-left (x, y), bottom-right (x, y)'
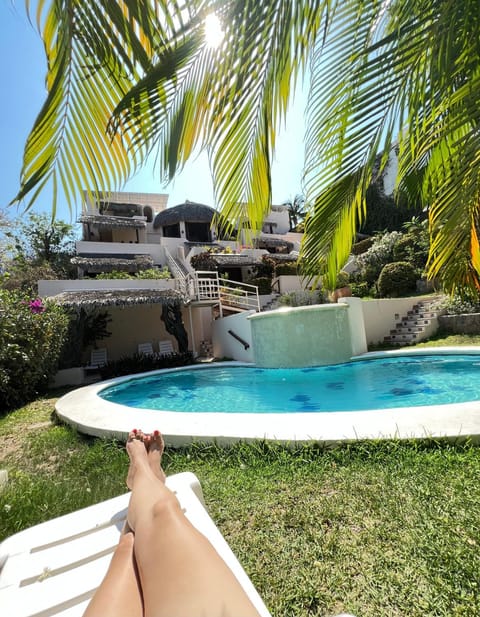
top-left (127, 431), bottom-right (261, 617)
top-left (82, 531), bottom-right (143, 617)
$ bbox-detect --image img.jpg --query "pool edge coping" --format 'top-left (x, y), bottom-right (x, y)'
top-left (55, 347), bottom-right (480, 446)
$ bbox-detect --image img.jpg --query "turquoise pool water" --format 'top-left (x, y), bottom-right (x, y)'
top-left (99, 354), bottom-right (480, 414)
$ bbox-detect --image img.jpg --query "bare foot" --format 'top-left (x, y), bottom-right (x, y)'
top-left (126, 430), bottom-right (149, 490)
top-left (147, 430), bottom-right (166, 483)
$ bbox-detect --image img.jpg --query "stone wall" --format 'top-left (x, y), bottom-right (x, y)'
top-left (438, 313), bottom-right (480, 334)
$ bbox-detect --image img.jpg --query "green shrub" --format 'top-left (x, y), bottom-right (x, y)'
top-left (439, 293), bottom-right (480, 315)
top-left (96, 267), bottom-right (171, 280)
top-left (99, 351), bottom-right (194, 379)
top-left (253, 255), bottom-right (276, 278)
top-left (59, 310), bottom-right (112, 368)
top-left (377, 261), bottom-right (417, 298)
top-left (0, 291), bottom-right (69, 411)
top-left (190, 252), bottom-right (218, 271)
top-left (335, 270), bottom-right (350, 288)
top-left (393, 233), bottom-right (429, 271)
top-left (96, 270), bottom-right (130, 279)
top-left (351, 237), bottom-right (374, 255)
top-left (249, 277), bottom-right (272, 294)
top-left (274, 262), bottom-right (298, 276)
top-left (349, 281), bottom-right (372, 298)
top-left (136, 267), bottom-right (171, 279)
top-left (279, 290), bottom-right (326, 306)
top-left (356, 231), bottom-right (401, 284)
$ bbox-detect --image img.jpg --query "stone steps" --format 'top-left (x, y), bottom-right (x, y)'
top-left (261, 292), bottom-right (282, 312)
top-left (384, 297), bottom-right (443, 346)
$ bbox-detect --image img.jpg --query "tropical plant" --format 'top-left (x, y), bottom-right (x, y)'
top-left (438, 293), bottom-right (480, 316)
top-left (190, 252), bottom-right (218, 272)
top-left (1, 213), bottom-right (77, 288)
top-left (95, 267), bottom-right (171, 280)
top-left (12, 0), bottom-right (480, 294)
top-left (278, 289), bottom-right (326, 306)
top-left (0, 290), bottom-right (69, 410)
top-left (355, 231), bottom-right (402, 285)
top-left (282, 194), bottom-right (306, 231)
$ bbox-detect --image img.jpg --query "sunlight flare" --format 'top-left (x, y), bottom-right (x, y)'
top-left (204, 13), bottom-right (224, 48)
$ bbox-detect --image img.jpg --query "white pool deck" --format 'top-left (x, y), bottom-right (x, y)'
top-left (55, 347), bottom-right (480, 446)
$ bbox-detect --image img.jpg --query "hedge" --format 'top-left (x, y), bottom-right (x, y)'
top-left (0, 291), bottom-right (69, 411)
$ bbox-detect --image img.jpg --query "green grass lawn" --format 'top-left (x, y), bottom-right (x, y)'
top-left (1, 335), bottom-right (480, 616)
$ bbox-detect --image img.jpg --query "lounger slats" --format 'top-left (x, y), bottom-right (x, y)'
top-left (0, 472), bottom-right (271, 617)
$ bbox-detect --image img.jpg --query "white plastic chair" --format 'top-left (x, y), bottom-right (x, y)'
top-left (158, 339), bottom-right (174, 355)
top-left (137, 342), bottom-right (154, 356)
top-left (85, 348), bottom-right (108, 369)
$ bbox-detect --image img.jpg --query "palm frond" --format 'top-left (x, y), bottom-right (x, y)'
top-left (15, 0), bottom-right (193, 214)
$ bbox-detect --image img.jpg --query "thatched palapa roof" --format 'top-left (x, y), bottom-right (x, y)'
top-left (254, 237), bottom-right (294, 252)
top-left (71, 255), bottom-right (154, 273)
top-left (48, 289), bottom-right (183, 309)
top-left (79, 214), bottom-right (146, 229)
top-left (268, 253), bottom-right (299, 262)
top-left (211, 254), bottom-right (258, 267)
top-left (153, 201), bottom-right (216, 228)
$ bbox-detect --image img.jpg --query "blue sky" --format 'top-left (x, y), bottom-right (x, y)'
top-left (0, 2), bottom-right (306, 224)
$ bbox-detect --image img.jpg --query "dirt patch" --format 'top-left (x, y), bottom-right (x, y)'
top-left (0, 420), bottom-right (54, 465)
top-left (27, 422), bottom-right (52, 431)
top-left (0, 433), bottom-right (24, 466)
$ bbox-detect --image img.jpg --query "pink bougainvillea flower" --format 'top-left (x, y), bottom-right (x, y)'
top-left (29, 298), bottom-right (45, 314)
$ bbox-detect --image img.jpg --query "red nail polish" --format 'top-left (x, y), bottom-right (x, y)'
top-left (153, 430), bottom-right (160, 437)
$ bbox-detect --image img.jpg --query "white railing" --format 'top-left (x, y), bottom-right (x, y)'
top-left (163, 250), bottom-right (260, 314)
top-left (186, 271), bottom-right (260, 315)
top-left (164, 247), bottom-right (189, 298)
top-left (218, 277), bottom-right (260, 313)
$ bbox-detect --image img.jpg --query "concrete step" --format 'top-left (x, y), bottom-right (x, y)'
top-left (407, 309), bottom-right (439, 318)
top-left (396, 321), bottom-right (430, 329)
top-left (390, 325), bottom-right (424, 334)
top-left (385, 332), bottom-right (419, 342)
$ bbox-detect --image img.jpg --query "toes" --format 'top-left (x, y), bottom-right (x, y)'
top-left (151, 430), bottom-right (164, 448)
top-left (128, 428), bottom-right (141, 441)
top-left (143, 434), bottom-right (152, 451)
top-left (128, 429), bottom-right (149, 447)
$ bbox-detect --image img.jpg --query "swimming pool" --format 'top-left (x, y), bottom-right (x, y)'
top-left (55, 348), bottom-right (480, 445)
top-left (99, 355), bottom-right (480, 413)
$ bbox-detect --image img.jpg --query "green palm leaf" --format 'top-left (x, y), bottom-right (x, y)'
top-left (14, 0), bottom-right (480, 292)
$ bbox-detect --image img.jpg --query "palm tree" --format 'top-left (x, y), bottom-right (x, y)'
top-left (283, 194), bottom-right (306, 231)
top-left (13, 0), bottom-right (480, 293)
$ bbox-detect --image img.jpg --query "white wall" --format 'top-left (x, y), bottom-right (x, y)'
top-left (212, 311), bottom-right (255, 362)
top-left (273, 275), bottom-right (307, 293)
top-left (262, 205), bottom-right (290, 234)
top-left (75, 241), bottom-right (165, 264)
top-left (184, 305), bottom-right (213, 354)
top-left (339, 297), bottom-right (368, 354)
top-left (360, 295), bottom-right (435, 345)
top-left (82, 190), bottom-right (168, 214)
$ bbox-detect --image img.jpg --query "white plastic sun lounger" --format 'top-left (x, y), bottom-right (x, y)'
top-left (0, 472), bottom-right (271, 617)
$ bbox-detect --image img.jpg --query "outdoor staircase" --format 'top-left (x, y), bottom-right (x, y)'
top-left (261, 292), bottom-right (282, 312)
top-left (383, 296), bottom-right (444, 346)
top-left (164, 247), bottom-right (260, 315)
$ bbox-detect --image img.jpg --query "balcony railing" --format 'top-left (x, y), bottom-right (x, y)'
top-left (185, 271), bottom-right (260, 316)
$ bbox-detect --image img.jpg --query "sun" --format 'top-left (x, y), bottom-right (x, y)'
top-left (204, 13), bottom-right (224, 49)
